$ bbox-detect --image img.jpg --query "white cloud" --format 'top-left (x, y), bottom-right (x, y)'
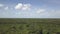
top-left (15, 3), bottom-right (31, 10)
top-left (4, 7), bottom-right (8, 10)
top-left (36, 9), bottom-right (46, 14)
top-left (22, 4), bottom-right (31, 10)
top-left (15, 3), bottom-right (23, 10)
top-left (0, 4), bottom-right (4, 7)
top-left (0, 4), bottom-right (9, 10)
top-left (49, 10), bottom-right (60, 17)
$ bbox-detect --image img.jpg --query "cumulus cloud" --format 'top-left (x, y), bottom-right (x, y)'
top-left (4, 7), bottom-right (8, 10)
top-left (22, 4), bottom-right (31, 10)
top-left (0, 4), bottom-right (9, 10)
top-left (0, 4), bottom-right (4, 7)
top-left (0, 4), bottom-right (5, 9)
top-left (36, 9), bottom-right (46, 14)
top-left (15, 3), bottom-right (31, 10)
top-left (15, 3), bottom-right (23, 10)
top-left (48, 10), bottom-right (60, 17)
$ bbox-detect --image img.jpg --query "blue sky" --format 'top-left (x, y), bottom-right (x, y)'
top-left (0, 0), bottom-right (60, 18)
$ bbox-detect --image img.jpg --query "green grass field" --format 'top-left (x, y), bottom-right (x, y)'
top-left (0, 18), bottom-right (60, 34)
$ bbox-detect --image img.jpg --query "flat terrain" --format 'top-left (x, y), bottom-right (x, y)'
top-left (0, 18), bottom-right (60, 34)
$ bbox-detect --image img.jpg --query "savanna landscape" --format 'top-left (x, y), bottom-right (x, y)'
top-left (0, 18), bottom-right (60, 34)
top-left (0, 0), bottom-right (60, 34)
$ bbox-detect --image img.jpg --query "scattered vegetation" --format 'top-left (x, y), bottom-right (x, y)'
top-left (0, 18), bottom-right (60, 34)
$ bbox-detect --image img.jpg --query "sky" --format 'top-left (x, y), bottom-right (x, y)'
top-left (0, 0), bottom-right (60, 18)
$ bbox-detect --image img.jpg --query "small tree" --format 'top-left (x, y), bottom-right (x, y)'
top-left (47, 32), bottom-right (49, 34)
top-left (38, 29), bottom-right (43, 34)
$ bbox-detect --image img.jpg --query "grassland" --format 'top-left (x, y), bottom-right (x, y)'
top-left (0, 18), bottom-right (60, 34)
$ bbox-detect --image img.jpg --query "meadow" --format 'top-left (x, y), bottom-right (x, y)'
top-left (0, 18), bottom-right (60, 34)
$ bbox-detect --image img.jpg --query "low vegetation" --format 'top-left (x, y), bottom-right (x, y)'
top-left (0, 18), bottom-right (60, 34)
